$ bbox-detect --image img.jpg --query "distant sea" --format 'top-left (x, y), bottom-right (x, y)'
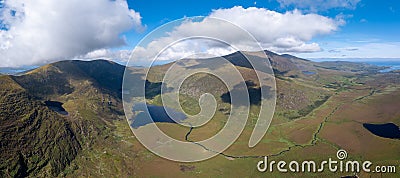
top-left (364, 61), bottom-right (400, 72)
top-left (312, 58), bottom-right (400, 73)
top-left (0, 66), bottom-right (37, 75)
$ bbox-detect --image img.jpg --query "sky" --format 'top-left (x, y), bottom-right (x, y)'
top-left (0, 0), bottom-right (399, 67)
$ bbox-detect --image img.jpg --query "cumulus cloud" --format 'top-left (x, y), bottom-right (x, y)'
top-left (130, 6), bottom-right (342, 64)
top-left (0, 0), bottom-right (144, 67)
top-left (80, 48), bottom-right (131, 63)
top-left (277, 0), bottom-right (361, 11)
top-left (210, 7), bottom-right (342, 52)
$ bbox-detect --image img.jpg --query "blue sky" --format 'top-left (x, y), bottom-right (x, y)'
top-left (0, 0), bottom-right (399, 67)
top-left (123, 0), bottom-right (275, 46)
top-left (124, 0), bottom-right (400, 59)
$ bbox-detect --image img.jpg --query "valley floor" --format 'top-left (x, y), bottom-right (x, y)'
top-left (65, 73), bottom-right (400, 178)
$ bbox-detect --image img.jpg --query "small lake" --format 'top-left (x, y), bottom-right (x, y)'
top-left (45, 101), bottom-right (68, 115)
top-left (363, 123), bottom-right (400, 139)
top-left (131, 103), bottom-right (187, 128)
top-left (302, 71), bottom-right (316, 75)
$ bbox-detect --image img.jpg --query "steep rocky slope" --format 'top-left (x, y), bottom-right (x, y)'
top-left (0, 60), bottom-right (125, 177)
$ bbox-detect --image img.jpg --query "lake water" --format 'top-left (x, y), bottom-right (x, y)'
top-left (45, 101), bottom-right (68, 115)
top-left (363, 123), bottom-right (400, 139)
top-left (302, 71), bottom-right (316, 75)
top-left (131, 103), bottom-right (187, 128)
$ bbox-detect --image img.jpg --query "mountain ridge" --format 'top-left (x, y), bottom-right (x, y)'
top-left (0, 50), bottom-right (387, 177)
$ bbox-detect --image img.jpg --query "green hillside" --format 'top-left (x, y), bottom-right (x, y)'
top-left (0, 60), bottom-right (125, 177)
top-left (1, 51), bottom-right (399, 177)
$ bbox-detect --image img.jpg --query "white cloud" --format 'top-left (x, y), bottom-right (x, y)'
top-left (277, 0), bottom-right (361, 11)
top-left (0, 0), bottom-right (144, 67)
top-left (129, 6), bottom-right (342, 64)
top-left (210, 7), bottom-right (339, 42)
top-left (80, 48), bottom-right (131, 63)
top-left (83, 49), bottom-right (111, 59)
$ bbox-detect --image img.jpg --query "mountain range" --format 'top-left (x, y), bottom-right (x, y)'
top-left (0, 50), bottom-right (396, 177)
